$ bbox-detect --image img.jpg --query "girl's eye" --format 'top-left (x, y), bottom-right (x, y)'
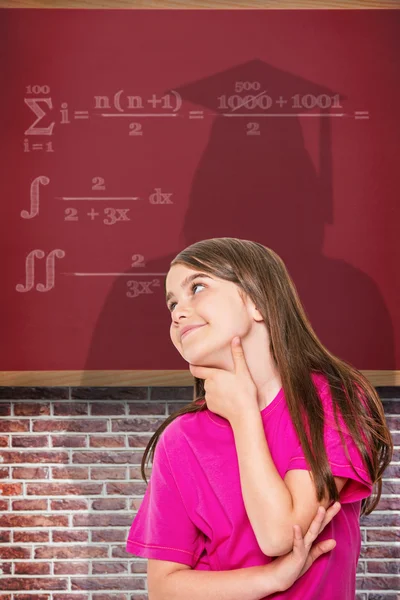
top-left (168, 282), bottom-right (205, 312)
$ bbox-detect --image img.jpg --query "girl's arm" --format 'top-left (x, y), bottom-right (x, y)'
top-left (231, 409), bottom-right (347, 557)
top-left (150, 562), bottom-right (278, 600)
top-left (149, 502), bottom-right (341, 600)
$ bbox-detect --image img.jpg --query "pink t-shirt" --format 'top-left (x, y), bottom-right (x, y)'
top-left (126, 372), bottom-right (373, 599)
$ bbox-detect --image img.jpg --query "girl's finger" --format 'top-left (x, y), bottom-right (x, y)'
top-left (300, 538), bottom-right (337, 576)
top-left (304, 502), bottom-right (341, 548)
top-left (291, 524), bottom-right (306, 558)
top-left (318, 501), bottom-right (341, 531)
top-left (303, 506), bottom-right (326, 548)
top-left (309, 538), bottom-right (337, 561)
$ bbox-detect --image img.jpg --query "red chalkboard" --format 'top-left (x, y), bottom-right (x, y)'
top-left (1, 8), bottom-right (399, 375)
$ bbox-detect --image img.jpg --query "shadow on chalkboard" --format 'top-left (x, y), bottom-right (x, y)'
top-left (82, 59), bottom-right (395, 380)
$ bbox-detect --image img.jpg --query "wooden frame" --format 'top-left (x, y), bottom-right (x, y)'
top-left (0, 370), bottom-right (399, 387)
top-left (1, 1), bottom-right (399, 9)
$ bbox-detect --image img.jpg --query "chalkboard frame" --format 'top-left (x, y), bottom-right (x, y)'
top-left (2, 0), bottom-right (399, 386)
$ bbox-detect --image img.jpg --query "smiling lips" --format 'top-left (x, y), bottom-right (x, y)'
top-left (180, 324), bottom-right (206, 341)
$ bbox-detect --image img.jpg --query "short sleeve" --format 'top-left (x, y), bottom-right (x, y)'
top-left (286, 381), bottom-right (373, 503)
top-left (126, 433), bottom-right (206, 566)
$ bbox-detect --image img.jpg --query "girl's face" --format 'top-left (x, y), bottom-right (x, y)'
top-left (165, 263), bottom-right (262, 368)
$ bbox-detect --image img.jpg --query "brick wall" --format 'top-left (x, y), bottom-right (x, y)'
top-left (0, 385), bottom-right (398, 599)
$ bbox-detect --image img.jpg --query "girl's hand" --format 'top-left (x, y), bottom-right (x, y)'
top-left (189, 337), bottom-right (259, 424)
top-left (269, 501), bottom-right (341, 592)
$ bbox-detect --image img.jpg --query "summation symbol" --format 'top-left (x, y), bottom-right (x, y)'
top-left (24, 97), bottom-right (55, 135)
top-left (16, 249), bottom-right (65, 293)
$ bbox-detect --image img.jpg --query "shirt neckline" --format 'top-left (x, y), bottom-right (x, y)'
top-left (206, 386), bottom-right (284, 428)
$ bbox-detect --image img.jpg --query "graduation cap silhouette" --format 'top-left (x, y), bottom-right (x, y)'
top-left (167, 59), bottom-right (346, 225)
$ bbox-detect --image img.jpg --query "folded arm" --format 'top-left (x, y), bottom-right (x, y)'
top-left (148, 558), bottom-right (280, 600)
top-left (231, 409), bottom-right (347, 557)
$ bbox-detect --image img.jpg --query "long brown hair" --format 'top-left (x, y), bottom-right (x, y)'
top-left (140, 238), bottom-right (393, 516)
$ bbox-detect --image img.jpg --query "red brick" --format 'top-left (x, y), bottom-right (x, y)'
top-left (386, 416), bottom-right (400, 429)
top-left (91, 530), bottom-right (127, 543)
top-left (360, 514), bottom-right (399, 527)
top-left (92, 596), bottom-right (128, 600)
top-left (12, 499), bottom-right (48, 511)
top-left (391, 431), bottom-right (400, 444)
top-left (4, 451), bottom-right (68, 464)
top-left (71, 577), bottom-right (143, 591)
top-left (91, 498), bottom-right (126, 511)
top-left (128, 435), bottom-right (152, 447)
top-left (0, 482), bottom-right (22, 495)
top-left (51, 499), bottom-right (88, 511)
top-left (35, 546), bottom-right (108, 559)
top-left (54, 562), bottom-right (89, 575)
top-left (14, 531), bottom-right (49, 543)
top-left (0, 515), bottom-right (68, 528)
top-left (0, 578), bottom-right (68, 591)
top-left (0, 421), bottom-right (29, 433)
top-left (0, 547), bottom-right (31, 559)
top-left (33, 420), bottom-right (107, 433)
top-left (14, 596), bottom-right (51, 600)
top-left (111, 546), bottom-right (129, 558)
top-left (91, 403), bottom-right (125, 416)
top-left (130, 497), bottom-right (143, 511)
top-left (0, 562), bottom-right (12, 574)
top-left (129, 465), bottom-right (151, 480)
top-left (53, 595), bottom-right (88, 600)
top-left (52, 530), bottom-right (88, 543)
top-left (72, 451), bottom-right (136, 464)
top-left (366, 529), bottom-right (400, 542)
top-left (14, 562), bottom-right (51, 575)
top-left (376, 497), bottom-right (400, 510)
top-left (360, 546), bottom-right (400, 559)
top-left (0, 404), bottom-right (11, 416)
top-left (157, 387), bottom-right (191, 400)
top-left (0, 530), bottom-right (11, 542)
top-left (12, 436), bottom-right (49, 448)
top-left (92, 562), bottom-right (128, 574)
top-left (382, 481), bottom-right (400, 494)
top-left (27, 483), bottom-right (102, 496)
top-left (53, 403), bottom-right (88, 416)
top-left (0, 467), bottom-right (10, 478)
top-left (366, 561), bottom-right (400, 574)
top-left (355, 575), bottom-right (399, 590)
top-left (0, 435), bottom-right (9, 446)
top-left (90, 436), bottom-right (125, 448)
top-left (13, 466), bottom-right (49, 479)
top-left (91, 467), bottom-right (126, 480)
top-left (130, 562), bottom-right (147, 574)
top-left (51, 435), bottom-right (87, 448)
top-left (383, 464), bottom-right (400, 478)
top-left (128, 401), bottom-right (165, 415)
top-left (73, 514), bottom-right (133, 527)
top-left (52, 467), bottom-right (89, 479)
top-left (14, 403), bottom-right (50, 416)
top-left (72, 388), bottom-right (147, 400)
top-left (106, 482), bottom-right (144, 495)
top-left (111, 418), bottom-right (165, 432)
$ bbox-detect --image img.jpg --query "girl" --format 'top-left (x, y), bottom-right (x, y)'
top-left (126, 238), bottom-right (393, 599)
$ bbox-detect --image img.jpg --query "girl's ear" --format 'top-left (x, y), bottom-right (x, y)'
top-left (252, 304), bottom-right (264, 322)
